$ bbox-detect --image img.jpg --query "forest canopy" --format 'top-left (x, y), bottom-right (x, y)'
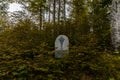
top-left (0, 0), bottom-right (120, 80)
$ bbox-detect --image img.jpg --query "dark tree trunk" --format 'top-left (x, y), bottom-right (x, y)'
top-left (63, 0), bottom-right (66, 25)
top-left (53, 0), bottom-right (56, 26)
top-left (58, 0), bottom-right (61, 24)
top-left (39, 6), bottom-right (42, 30)
top-left (48, 2), bottom-right (51, 22)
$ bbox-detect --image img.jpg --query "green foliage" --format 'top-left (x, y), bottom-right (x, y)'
top-left (0, 0), bottom-right (119, 80)
top-left (0, 26), bottom-right (120, 79)
top-left (0, 47), bottom-right (119, 80)
top-left (0, 0), bottom-right (9, 31)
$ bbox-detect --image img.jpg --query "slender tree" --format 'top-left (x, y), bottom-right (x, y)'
top-left (58, 0), bottom-right (61, 24)
top-left (53, 0), bottom-right (56, 26)
top-left (63, 0), bottom-right (66, 25)
top-left (48, 0), bottom-right (51, 22)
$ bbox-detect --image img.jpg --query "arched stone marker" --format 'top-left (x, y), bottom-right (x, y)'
top-left (55, 35), bottom-right (69, 58)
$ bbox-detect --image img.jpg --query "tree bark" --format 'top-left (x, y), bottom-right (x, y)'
top-left (58, 0), bottom-right (61, 24)
top-left (53, 0), bottom-right (56, 26)
top-left (63, 0), bottom-right (66, 25)
top-left (39, 6), bottom-right (42, 30)
top-left (48, 1), bottom-right (51, 22)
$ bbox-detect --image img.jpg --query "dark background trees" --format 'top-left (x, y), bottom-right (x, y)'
top-left (0, 0), bottom-right (120, 80)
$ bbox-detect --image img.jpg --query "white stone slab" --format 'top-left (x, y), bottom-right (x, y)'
top-left (55, 35), bottom-right (69, 58)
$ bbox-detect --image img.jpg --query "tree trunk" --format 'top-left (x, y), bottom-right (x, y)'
top-left (58, 0), bottom-right (61, 24)
top-left (48, 2), bottom-right (51, 22)
top-left (53, 0), bottom-right (56, 26)
top-left (39, 6), bottom-right (42, 30)
top-left (63, 0), bottom-right (66, 25)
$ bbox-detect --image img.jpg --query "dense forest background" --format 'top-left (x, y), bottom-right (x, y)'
top-left (0, 0), bottom-right (120, 80)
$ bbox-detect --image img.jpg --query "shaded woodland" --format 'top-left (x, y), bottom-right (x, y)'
top-left (0, 0), bottom-right (120, 80)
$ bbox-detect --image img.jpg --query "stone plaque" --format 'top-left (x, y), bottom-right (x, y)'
top-left (55, 35), bottom-right (69, 58)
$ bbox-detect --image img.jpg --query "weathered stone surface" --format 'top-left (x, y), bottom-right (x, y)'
top-left (55, 35), bottom-right (69, 58)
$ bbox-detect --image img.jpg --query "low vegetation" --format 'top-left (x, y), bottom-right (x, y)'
top-left (0, 23), bottom-right (120, 80)
top-left (0, 0), bottom-right (119, 80)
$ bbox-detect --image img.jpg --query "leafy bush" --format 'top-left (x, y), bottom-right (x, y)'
top-left (0, 44), bottom-right (119, 80)
top-left (0, 22), bottom-right (119, 80)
